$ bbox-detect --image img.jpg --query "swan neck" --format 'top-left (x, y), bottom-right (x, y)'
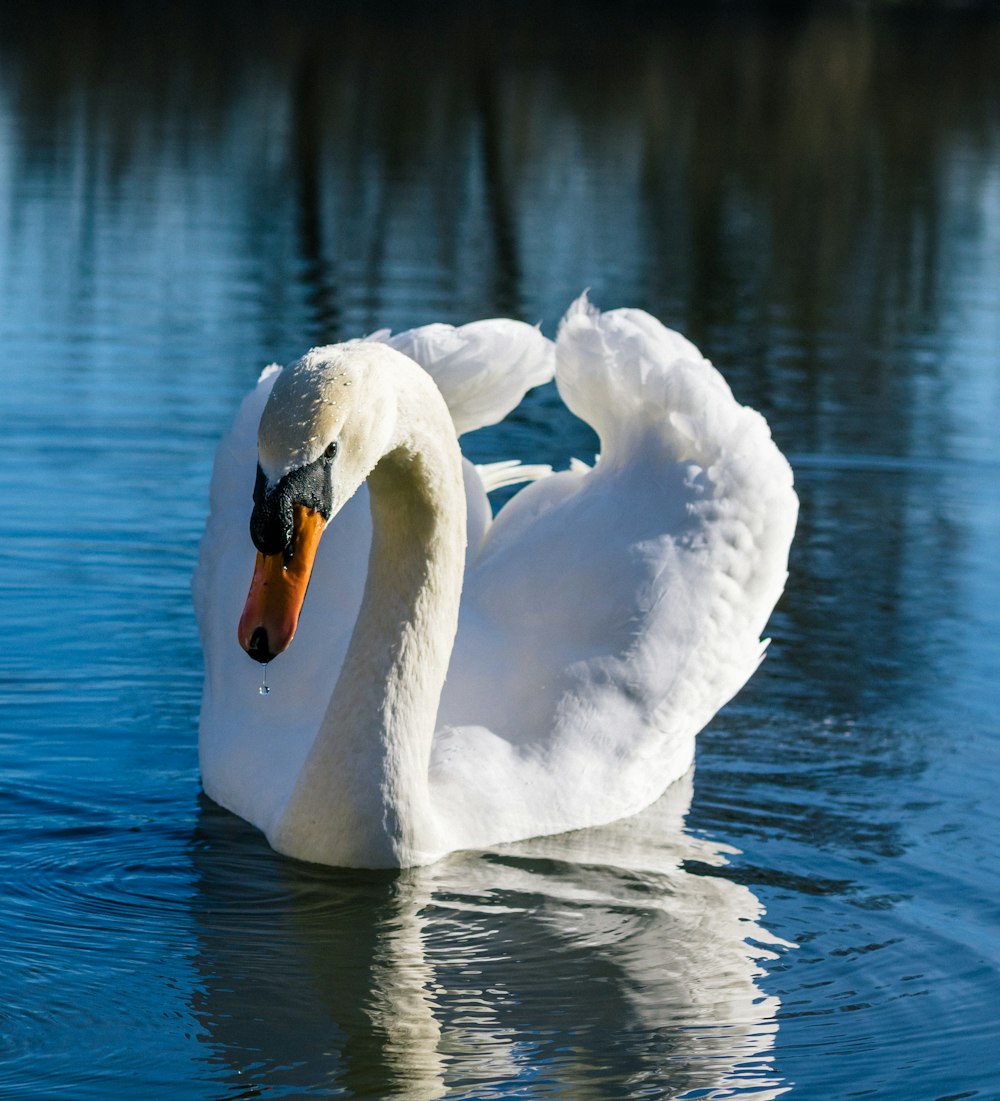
top-left (274, 385), bottom-right (466, 868)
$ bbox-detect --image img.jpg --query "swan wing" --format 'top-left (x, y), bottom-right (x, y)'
top-left (433, 295), bottom-right (798, 847)
top-left (377, 317), bottom-right (555, 435)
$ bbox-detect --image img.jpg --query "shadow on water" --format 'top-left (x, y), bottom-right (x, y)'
top-left (186, 772), bottom-right (790, 1099)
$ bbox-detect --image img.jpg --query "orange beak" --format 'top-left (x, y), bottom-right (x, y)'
top-left (237, 504), bottom-right (327, 663)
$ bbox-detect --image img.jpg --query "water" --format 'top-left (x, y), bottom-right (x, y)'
top-left (2, 3), bottom-right (999, 1097)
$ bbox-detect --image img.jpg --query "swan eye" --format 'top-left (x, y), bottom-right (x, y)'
top-left (324, 441), bottom-right (338, 460)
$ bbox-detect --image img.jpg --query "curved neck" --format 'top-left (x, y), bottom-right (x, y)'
top-left (273, 382), bottom-right (466, 868)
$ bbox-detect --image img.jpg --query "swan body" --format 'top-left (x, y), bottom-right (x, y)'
top-left (195, 296), bottom-right (797, 868)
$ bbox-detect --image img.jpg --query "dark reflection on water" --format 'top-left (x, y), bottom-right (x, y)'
top-left (1, 2), bottom-right (999, 1098)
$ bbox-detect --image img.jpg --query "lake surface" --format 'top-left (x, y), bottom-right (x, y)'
top-left (2, 3), bottom-right (999, 1098)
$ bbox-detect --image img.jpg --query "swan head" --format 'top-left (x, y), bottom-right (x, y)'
top-left (237, 343), bottom-right (398, 664)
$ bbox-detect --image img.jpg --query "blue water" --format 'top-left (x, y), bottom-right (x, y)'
top-left (2, 4), bottom-right (999, 1098)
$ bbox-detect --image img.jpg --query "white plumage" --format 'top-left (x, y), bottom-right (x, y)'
top-left (195, 295), bottom-right (797, 868)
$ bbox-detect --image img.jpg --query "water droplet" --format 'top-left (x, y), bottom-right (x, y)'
top-left (259, 665), bottom-right (270, 696)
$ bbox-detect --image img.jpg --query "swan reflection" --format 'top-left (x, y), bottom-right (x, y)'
top-left (188, 770), bottom-right (789, 1099)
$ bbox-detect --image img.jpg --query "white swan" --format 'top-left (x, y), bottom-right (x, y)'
top-left (195, 295), bottom-right (797, 868)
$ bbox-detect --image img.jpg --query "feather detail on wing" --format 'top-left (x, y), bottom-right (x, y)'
top-left (433, 295), bottom-right (798, 845)
top-left (377, 318), bottom-right (555, 436)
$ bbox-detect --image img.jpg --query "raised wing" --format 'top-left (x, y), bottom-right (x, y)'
top-left (433, 296), bottom-right (798, 845)
top-left (380, 317), bottom-right (555, 436)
